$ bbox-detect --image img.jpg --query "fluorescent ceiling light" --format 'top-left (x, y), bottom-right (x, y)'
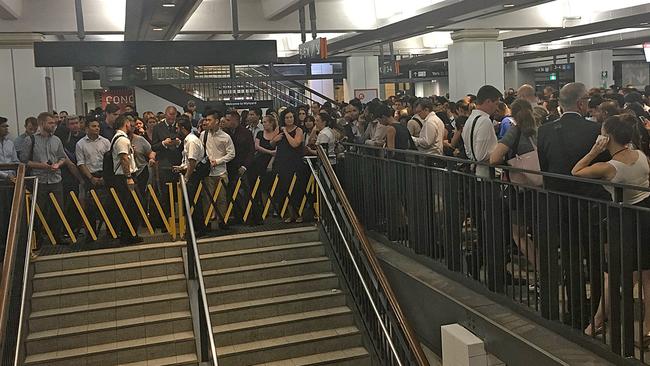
top-left (152, 27), bottom-right (164, 31)
top-left (162, 2), bottom-right (176, 7)
top-left (503, 4), bottom-right (515, 8)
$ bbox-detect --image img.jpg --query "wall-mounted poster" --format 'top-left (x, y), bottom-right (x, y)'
top-left (354, 88), bottom-right (379, 102)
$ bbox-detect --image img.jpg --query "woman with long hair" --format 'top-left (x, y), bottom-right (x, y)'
top-left (573, 114), bottom-right (650, 341)
top-left (490, 99), bottom-right (542, 272)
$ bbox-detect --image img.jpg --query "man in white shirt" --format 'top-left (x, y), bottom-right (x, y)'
top-left (200, 110), bottom-right (235, 229)
top-left (412, 98), bottom-right (445, 155)
top-left (246, 108), bottom-right (264, 139)
top-left (109, 115), bottom-right (142, 244)
top-left (76, 117), bottom-right (111, 238)
top-left (462, 85), bottom-right (502, 178)
top-left (461, 84), bottom-right (505, 293)
top-left (174, 117), bottom-right (208, 236)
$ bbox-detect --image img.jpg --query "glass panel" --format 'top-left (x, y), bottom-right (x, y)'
top-left (194, 65), bottom-right (230, 79)
top-left (151, 66), bottom-right (190, 81)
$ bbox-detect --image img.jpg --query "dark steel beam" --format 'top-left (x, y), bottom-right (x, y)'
top-left (74, 0), bottom-right (85, 40)
top-left (34, 41), bottom-right (278, 67)
top-left (299, 6), bottom-right (306, 44)
top-left (308, 1), bottom-right (317, 40)
top-left (231, 0), bottom-right (239, 40)
top-left (327, 0), bottom-right (553, 54)
top-left (163, 0), bottom-right (203, 40)
top-left (503, 12), bottom-right (650, 48)
top-left (504, 36), bottom-right (649, 62)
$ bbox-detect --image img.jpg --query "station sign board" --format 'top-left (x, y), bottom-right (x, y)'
top-left (101, 88), bottom-right (136, 112)
top-left (299, 38), bottom-right (328, 61)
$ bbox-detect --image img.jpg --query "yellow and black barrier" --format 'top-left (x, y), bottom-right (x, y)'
top-left (27, 172), bottom-right (319, 247)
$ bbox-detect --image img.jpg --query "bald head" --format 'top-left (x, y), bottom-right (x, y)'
top-left (559, 82), bottom-right (587, 113)
top-left (517, 84), bottom-right (536, 105)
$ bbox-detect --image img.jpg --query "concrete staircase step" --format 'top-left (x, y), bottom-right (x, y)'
top-left (26, 310), bottom-right (192, 355)
top-left (217, 326), bottom-right (362, 365)
top-left (198, 226), bottom-right (319, 254)
top-left (203, 256), bottom-right (331, 287)
top-left (207, 272), bottom-right (339, 304)
top-left (29, 292), bottom-right (190, 332)
top-left (213, 306), bottom-right (354, 347)
top-left (32, 257), bottom-right (184, 292)
top-left (32, 241), bottom-right (183, 274)
top-left (200, 242), bottom-right (324, 270)
top-left (256, 347), bottom-right (371, 366)
top-left (210, 290), bottom-right (346, 325)
top-left (24, 331), bottom-right (196, 366)
top-left (31, 274), bottom-right (187, 312)
top-left (118, 353), bottom-right (199, 366)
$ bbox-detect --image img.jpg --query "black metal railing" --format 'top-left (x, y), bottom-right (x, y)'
top-left (306, 148), bottom-right (429, 366)
top-left (0, 164), bottom-right (34, 366)
top-left (343, 143), bottom-right (650, 364)
top-left (178, 174), bottom-right (218, 366)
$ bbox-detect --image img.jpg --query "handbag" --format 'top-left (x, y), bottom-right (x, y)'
top-left (506, 127), bottom-right (543, 187)
top-left (194, 132), bottom-right (210, 180)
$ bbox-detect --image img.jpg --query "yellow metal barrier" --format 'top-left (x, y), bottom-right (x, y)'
top-left (34, 203), bottom-right (56, 245)
top-left (167, 182), bottom-right (176, 240)
top-left (177, 183), bottom-right (185, 238)
top-left (90, 189), bottom-right (117, 239)
top-left (243, 177), bottom-right (261, 223)
top-left (298, 175), bottom-right (315, 217)
top-left (280, 173), bottom-right (297, 218)
top-left (203, 179), bottom-right (224, 226)
top-left (262, 174), bottom-right (279, 220)
top-left (131, 189), bottom-right (154, 235)
top-left (50, 192), bottom-right (77, 243)
top-left (110, 187), bottom-right (137, 237)
top-left (223, 177), bottom-right (242, 224)
top-left (148, 184), bottom-right (172, 234)
top-left (70, 191), bottom-right (98, 241)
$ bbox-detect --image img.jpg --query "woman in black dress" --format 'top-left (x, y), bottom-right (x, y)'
top-left (271, 108), bottom-right (306, 223)
top-left (250, 115), bottom-right (279, 193)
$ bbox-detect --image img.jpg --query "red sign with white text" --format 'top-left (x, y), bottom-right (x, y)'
top-left (101, 88), bottom-right (136, 112)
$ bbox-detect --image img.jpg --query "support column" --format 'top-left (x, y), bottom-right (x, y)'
top-left (574, 50), bottom-right (613, 89)
top-left (343, 55), bottom-right (380, 103)
top-left (448, 29), bottom-right (503, 101)
top-left (505, 60), bottom-right (536, 90)
top-left (0, 33), bottom-right (75, 136)
top-left (308, 63), bottom-right (335, 104)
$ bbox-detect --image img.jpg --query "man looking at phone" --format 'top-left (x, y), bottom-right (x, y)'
top-left (152, 106), bottom-right (183, 230)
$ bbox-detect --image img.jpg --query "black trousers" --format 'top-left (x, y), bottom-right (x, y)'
top-left (186, 175), bottom-right (206, 234)
top-left (108, 176), bottom-right (141, 239)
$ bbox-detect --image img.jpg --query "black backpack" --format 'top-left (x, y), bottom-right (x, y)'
top-left (103, 135), bottom-right (127, 179)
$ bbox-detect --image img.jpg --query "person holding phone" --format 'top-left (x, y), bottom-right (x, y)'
top-left (573, 114), bottom-right (650, 341)
top-left (152, 106), bottom-right (183, 232)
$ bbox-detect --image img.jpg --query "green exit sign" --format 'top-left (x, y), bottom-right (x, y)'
top-left (549, 73), bottom-right (557, 81)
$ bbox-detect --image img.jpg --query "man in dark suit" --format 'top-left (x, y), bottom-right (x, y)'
top-left (537, 82), bottom-right (609, 329)
top-left (151, 106), bottom-right (183, 231)
top-left (224, 110), bottom-right (256, 225)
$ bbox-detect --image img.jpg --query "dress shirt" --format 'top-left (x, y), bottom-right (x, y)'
top-left (201, 129), bottom-right (235, 177)
top-left (112, 130), bottom-right (136, 176)
top-left (180, 133), bottom-right (204, 172)
top-left (76, 135), bottom-right (110, 173)
top-left (362, 120), bottom-right (387, 146)
top-left (14, 133), bottom-right (30, 155)
top-left (462, 109), bottom-right (497, 178)
top-left (248, 124), bottom-right (263, 140)
top-left (0, 137), bottom-right (19, 179)
top-left (100, 121), bottom-right (116, 140)
top-left (412, 112), bottom-right (445, 155)
top-left (20, 133), bottom-right (67, 184)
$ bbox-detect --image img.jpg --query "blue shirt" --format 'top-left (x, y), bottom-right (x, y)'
top-left (498, 116), bottom-right (514, 139)
top-left (0, 137), bottom-right (19, 180)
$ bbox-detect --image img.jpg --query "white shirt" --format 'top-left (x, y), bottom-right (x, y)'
top-left (412, 112), bottom-right (445, 155)
top-left (462, 109), bottom-right (497, 178)
top-left (0, 137), bottom-right (19, 180)
top-left (180, 132), bottom-right (204, 171)
top-left (111, 130), bottom-right (136, 176)
top-left (200, 129), bottom-right (235, 177)
top-left (316, 127), bottom-right (337, 165)
top-left (76, 135), bottom-right (110, 173)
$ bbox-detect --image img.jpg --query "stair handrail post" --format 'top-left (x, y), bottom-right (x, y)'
top-left (179, 174), bottom-right (219, 366)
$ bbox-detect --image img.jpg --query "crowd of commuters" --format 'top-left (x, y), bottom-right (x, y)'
top-left (1, 82), bottom-right (650, 341)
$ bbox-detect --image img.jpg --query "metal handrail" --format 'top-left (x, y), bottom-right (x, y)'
top-left (0, 164), bottom-right (26, 362)
top-left (14, 177), bottom-right (38, 366)
top-left (307, 148), bottom-right (429, 366)
top-left (343, 142), bottom-right (650, 194)
top-left (178, 175), bottom-right (218, 366)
